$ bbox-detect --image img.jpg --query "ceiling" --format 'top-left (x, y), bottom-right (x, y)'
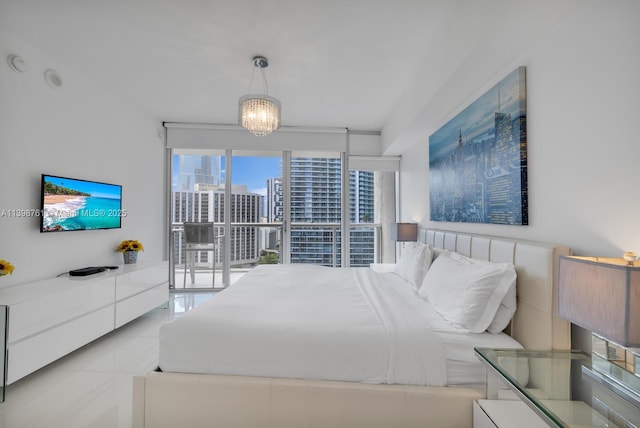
top-left (1, 0), bottom-right (583, 155)
top-left (0, 0), bottom-right (454, 133)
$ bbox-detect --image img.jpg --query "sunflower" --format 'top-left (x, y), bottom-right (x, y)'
top-left (129, 240), bottom-right (144, 251)
top-left (116, 240), bottom-right (144, 252)
top-left (0, 259), bottom-right (15, 276)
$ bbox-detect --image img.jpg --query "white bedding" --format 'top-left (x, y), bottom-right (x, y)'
top-left (159, 264), bottom-right (521, 386)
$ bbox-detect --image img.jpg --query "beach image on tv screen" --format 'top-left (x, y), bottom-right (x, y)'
top-left (42, 176), bottom-right (122, 232)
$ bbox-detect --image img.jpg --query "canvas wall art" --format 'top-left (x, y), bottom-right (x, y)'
top-left (429, 66), bottom-right (527, 225)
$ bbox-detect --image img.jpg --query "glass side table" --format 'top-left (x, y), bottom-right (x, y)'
top-left (474, 348), bottom-right (640, 427)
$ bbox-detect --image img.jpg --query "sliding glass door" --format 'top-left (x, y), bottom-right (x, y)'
top-left (166, 129), bottom-right (396, 289)
top-left (229, 150), bottom-right (283, 275)
top-left (170, 149), bottom-right (225, 289)
top-left (170, 149), bottom-right (284, 289)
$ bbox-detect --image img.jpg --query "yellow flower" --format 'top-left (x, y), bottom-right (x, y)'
top-left (117, 241), bottom-right (131, 252)
top-left (129, 240), bottom-right (144, 251)
top-left (116, 240), bottom-right (144, 252)
top-left (0, 259), bottom-right (15, 276)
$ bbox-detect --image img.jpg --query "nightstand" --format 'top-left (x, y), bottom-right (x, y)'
top-left (474, 348), bottom-right (640, 427)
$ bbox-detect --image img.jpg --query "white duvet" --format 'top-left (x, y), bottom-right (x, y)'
top-left (159, 264), bottom-right (449, 386)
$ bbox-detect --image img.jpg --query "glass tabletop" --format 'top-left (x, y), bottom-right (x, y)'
top-left (475, 348), bottom-right (640, 428)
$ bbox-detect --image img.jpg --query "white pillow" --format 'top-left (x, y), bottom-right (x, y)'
top-left (487, 282), bottom-right (517, 334)
top-left (426, 249), bottom-right (516, 333)
top-left (430, 247), bottom-right (448, 261)
top-left (394, 242), bottom-right (433, 289)
top-left (418, 251), bottom-right (516, 333)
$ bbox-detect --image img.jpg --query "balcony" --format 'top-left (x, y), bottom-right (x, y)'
top-left (169, 222), bottom-right (381, 290)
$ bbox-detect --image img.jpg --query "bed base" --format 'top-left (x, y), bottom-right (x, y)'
top-left (132, 228), bottom-right (571, 427)
top-left (132, 372), bottom-right (483, 428)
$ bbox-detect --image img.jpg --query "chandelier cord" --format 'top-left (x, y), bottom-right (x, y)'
top-left (260, 67), bottom-right (269, 97)
top-left (246, 66), bottom-right (270, 97)
top-left (246, 67), bottom-right (256, 94)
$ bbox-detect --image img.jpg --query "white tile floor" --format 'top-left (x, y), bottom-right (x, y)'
top-left (0, 292), bottom-right (216, 428)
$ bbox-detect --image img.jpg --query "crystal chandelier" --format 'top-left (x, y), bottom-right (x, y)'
top-left (238, 56), bottom-right (281, 136)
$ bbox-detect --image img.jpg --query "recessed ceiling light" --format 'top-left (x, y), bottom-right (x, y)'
top-left (44, 69), bottom-right (63, 87)
top-left (7, 54), bottom-right (27, 73)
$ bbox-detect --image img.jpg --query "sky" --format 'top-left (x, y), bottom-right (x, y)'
top-left (230, 156), bottom-right (281, 197)
top-left (172, 155), bottom-right (281, 198)
top-left (44, 175), bottom-right (122, 199)
top-left (429, 67), bottom-right (526, 161)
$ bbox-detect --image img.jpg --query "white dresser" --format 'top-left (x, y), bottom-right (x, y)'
top-left (0, 261), bottom-right (168, 387)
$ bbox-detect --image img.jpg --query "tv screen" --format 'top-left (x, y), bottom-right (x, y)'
top-left (40, 174), bottom-right (123, 232)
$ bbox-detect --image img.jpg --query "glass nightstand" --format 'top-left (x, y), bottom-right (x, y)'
top-left (474, 348), bottom-right (640, 427)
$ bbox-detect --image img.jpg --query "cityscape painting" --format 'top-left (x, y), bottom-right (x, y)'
top-left (429, 66), bottom-right (527, 225)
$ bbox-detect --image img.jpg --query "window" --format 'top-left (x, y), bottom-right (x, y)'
top-left (165, 125), bottom-right (398, 287)
top-left (289, 153), bottom-right (342, 266)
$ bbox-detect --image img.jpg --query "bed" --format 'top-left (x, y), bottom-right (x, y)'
top-left (132, 229), bottom-right (571, 428)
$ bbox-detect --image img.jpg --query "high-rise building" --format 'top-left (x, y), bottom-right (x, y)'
top-left (290, 158), bottom-right (342, 223)
top-left (173, 155), bottom-right (376, 271)
top-left (349, 170), bottom-right (375, 266)
top-left (175, 155), bottom-right (222, 191)
top-left (350, 170), bottom-right (374, 223)
top-left (266, 177), bottom-right (283, 223)
top-left (172, 184), bottom-right (263, 268)
top-left (266, 158), bottom-right (375, 266)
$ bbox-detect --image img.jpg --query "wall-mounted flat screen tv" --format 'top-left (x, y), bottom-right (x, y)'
top-left (40, 174), bottom-right (123, 232)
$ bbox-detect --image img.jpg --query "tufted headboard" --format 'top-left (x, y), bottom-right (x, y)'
top-left (422, 228), bottom-right (571, 351)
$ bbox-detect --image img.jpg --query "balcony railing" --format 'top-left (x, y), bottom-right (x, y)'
top-left (169, 222), bottom-right (381, 289)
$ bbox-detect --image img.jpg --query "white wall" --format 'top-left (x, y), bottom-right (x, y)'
top-left (394, 0), bottom-right (640, 258)
top-left (0, 29), bottom-right (165, 286)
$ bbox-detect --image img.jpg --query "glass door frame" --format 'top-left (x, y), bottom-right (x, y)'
top-left (281, 150), bottom-right (291, 264)
top-left (165, 137), bottom-right (392, 288)
top-left (168, 148), bottom-right (289, 289)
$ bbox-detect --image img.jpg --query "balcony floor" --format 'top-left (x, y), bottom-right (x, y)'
top-left (172, 267), bottom-right (250, 289)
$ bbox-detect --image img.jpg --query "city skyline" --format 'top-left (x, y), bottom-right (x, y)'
top-left (172, 155), bottom-right (280, 199)
top-left (171, 156), bottom-right (376, 268)
top-left (429, 67), bottom-right (527, 225)
top-left (430, 67), bottom-right (525, 162)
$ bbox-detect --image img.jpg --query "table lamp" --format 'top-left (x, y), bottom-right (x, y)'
top-left (390, 223), bottom-right (418, 242)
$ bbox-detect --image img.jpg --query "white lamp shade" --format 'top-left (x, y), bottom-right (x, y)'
top-left (390, 223), bottom-right (418, 242)
top-left (558, 255), bottom-right (640, 347)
